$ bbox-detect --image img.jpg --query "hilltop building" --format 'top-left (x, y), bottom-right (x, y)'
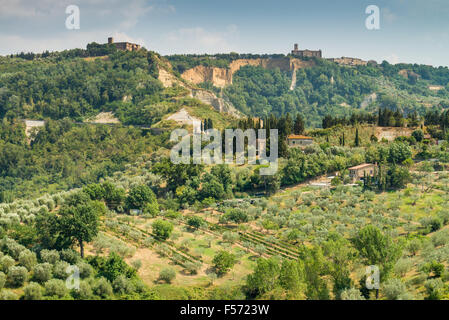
top-left (107, 37), bottom-right (141, 51)
top-left (287, 134), bottom-right (314, 147)
top-left (291, 43), bottom-right (322, 58)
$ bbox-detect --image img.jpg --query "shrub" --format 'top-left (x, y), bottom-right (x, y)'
top-left (0, 255), bottom-right (15, 273)
top-left (406, 239), bottom-right (422, 256)
top-left (32, 263), bottom-right (53, 283)
top-left (131, 259), bottom-right (142, 271)
top-left (421, 260), bottom-right (445, 278)
top-left (93, 277), bottom-right (113, 298)
top-left (424, 278), bottom-right (445, 300)
top-left (40, 249), bottom-right (60, 264)
top-left (112, 275), bottom-right (135, 295)
top-left (0, 271), bottom-right (5, 289)
top-left (143, 201), bottom-right (159, 217)
top-left (77, 262), bottom-right (93, 279)
top-left (381, 278), bottom-right (409, 300)
top-left (18, 250), bottom-right (37, 271)
top-left (53, 261), bottom-right (70, 279)
top-left (60, 249), bottom-right (80, 264)
top-left (0, 289), bottom-right (18, 300)
top-left (431, 229), bottom-right (449, 247)
top-left (23, 282), bottom-right (43, 300)
top-left (254, 244), bottom-right (266, 257)
top-left (184, 261), bottom-right (201, 275)
top-left (1, 237), bottom-right (26, 259)
top-left (44, 279), bottom-right (68, 298)
top-left (159, 268), bottom-right (176, 283)
top-left (222, 231), bottom-right (239, 244)
top-left (340, 288), bottom-right (365, 300)
top-left (7, 266), bottom-right (28, 287)
top-left (75, 281), bottom-right (93, 300)
top-left (394, 258), bottom-right (413, 277)
top-left (420, 217), bottom-right (443, 233)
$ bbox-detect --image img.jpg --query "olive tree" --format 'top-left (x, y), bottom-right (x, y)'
top-left (7, 266), bottom-right (28, 287)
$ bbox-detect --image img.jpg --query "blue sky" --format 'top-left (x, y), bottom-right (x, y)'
top-left (1, 0), bottom-right (448, 66)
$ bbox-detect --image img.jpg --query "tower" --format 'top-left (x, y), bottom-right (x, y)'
top-left (294, 43), bottom-right (298, 51)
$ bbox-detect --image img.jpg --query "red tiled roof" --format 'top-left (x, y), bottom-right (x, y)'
top-left (348, 163), bottom-right (376, 170)
top-left (287, 134), bottom-right (313, 140)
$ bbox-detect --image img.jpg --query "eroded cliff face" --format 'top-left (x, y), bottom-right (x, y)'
top-left (190, 89), bottom-right (241, 117)
top-left (181, 65), bottom-right (232, 88)
top-left (157, 63), bottom-right (241, 117)
top-left (181, 57), bottom-right (314, 87)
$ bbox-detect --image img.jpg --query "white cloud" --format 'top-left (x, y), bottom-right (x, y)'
top-left (110, 32), bottom-right (147, 48)
top-left (0, 0), bottom-right (66, 17)
top-left (117, 0), bottom-right (154, 29)
top-left (0, 29), bottom-right (150, 55)
top-left (0, 30), bottom-right (107, 54)
top-left (382, 7), bottom-right (397, 24)
top-left (384, 53), bottom-right (401, 64)
top-left (0, 0), bottom-right (167, 30)
top-left (163, 25), bottom-right (239, 54)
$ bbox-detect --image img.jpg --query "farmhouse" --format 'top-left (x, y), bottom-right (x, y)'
top-left (348, 163), bottom-right (377, 181)
top-left (286, 134), bottom-right (314, 147)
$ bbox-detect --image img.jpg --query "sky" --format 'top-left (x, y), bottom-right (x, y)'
top-left (1, 0), bottom-right (448, 67)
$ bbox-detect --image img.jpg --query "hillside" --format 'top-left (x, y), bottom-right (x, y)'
top-left (0, 45), bottom-right (239, 200)
top-left (2, 43), bottom-right (449, 301)
top-left (166, 54), bottom-right (449, 127)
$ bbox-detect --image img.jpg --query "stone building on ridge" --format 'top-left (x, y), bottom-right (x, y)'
top-left (107, 37), bottom-right (141, 52)
top-left (291, 43), bottom-right (322, 58)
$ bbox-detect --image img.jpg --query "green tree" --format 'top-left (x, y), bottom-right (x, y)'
top-left (187, 216), bottom-right (204, 230)
top-left (388, 142), bottom-right (412, 164)
top-left (322, 233), bottom-right (355, 299)
top-left (89, 252), bottom-right (136, 282)
top-left (212, 251), bottom-right (236, 276)
top-left (23, 282), bottom-right (43, 300)
top-left (352, 226), bottom-right (402, 281)
top-left (55, 197), bottom-right (100, 258)
top-left (354, 127), bottom-right (360, 147)
top-left (293, 114), bottom-right (305, 134)
top-left (159, 268), bottom-right (176, 284)
top-left (125, 185), bottom-right (157, 211)
top-left (412, 129), bottom-right (424, 142)
top-left (152, 219), bottom-right (173, 241)
top-left (245, 257), bottom-right (280, 298)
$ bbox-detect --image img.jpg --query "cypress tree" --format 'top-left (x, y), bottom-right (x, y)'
top-left (355, 128), bottom-right (360, 147)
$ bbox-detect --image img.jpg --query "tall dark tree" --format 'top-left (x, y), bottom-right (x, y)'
top-left (355, 128), bottom-right (360, 147)
top-left (294, 114), bottom-right (305, 134)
